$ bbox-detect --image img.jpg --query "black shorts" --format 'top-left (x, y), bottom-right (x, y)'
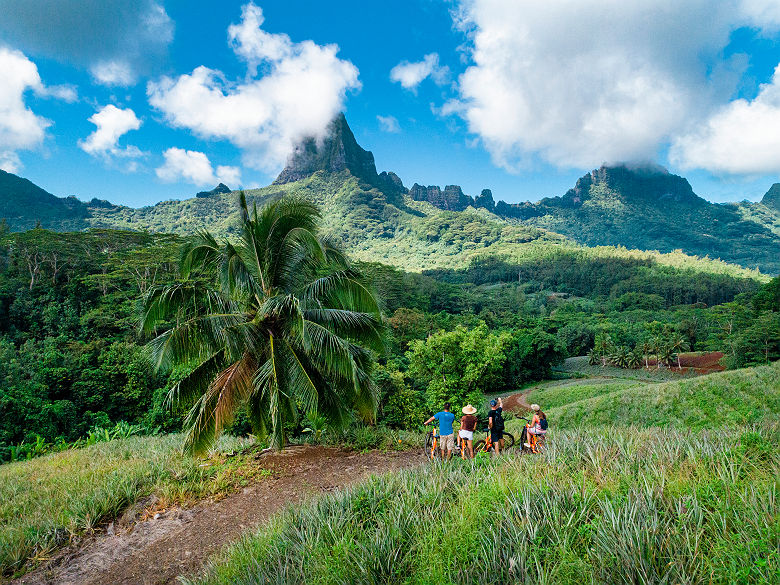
top-left (491, 430), bottom-right (503, 443)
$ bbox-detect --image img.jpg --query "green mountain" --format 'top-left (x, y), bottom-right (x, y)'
top-left (2, 115), bottom-right (779, 274)
top-left (0, 170), bottom-right (90, 231)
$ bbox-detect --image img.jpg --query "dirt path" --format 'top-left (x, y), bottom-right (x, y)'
top-left (502, 387), bottom-right (534, 412)
top-left (14, 446), bottom-right (420, 585)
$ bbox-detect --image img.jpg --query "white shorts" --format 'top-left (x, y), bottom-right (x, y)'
top-left (459, 429), bottom-right (474, 441)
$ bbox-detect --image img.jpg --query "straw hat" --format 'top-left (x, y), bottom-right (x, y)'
top-left (530, 404), bottom-right (541, 411)
top-left (462, 404), bottom-right (477, 415)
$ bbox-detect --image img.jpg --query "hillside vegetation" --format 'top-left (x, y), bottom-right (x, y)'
top-left (85, 171), bottom-right (775, 278)
top-left (0, 434), bottom-right (255, 575)
top-left (520, 361), bottom-right (780, 431)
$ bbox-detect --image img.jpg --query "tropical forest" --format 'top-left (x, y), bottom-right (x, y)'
top-left (1, 2), bottom-right (779, 584)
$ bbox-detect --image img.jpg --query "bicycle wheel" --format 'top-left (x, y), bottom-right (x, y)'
top-left (503, 432), bottom-right (515, 449)
top-left (473, 439), bottom-right (488, 454)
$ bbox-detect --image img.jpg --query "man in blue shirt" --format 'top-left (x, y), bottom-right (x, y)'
top-left (424, 402), bottom-right (456, 460)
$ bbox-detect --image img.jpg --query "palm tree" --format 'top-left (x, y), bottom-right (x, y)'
top-left (627, 348), bottom-right (642, 369)
top-left (671, 334), bottom-right (690, 369)
top-left (141, 194), bottom-right (384, 453)
top-left (639, 340), bottom-right (653, 369)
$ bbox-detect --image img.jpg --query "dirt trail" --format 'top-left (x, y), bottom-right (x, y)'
top-left (502, 387), bottom-right (534, 412)
top-left (14, 446), bottom-right (420, 585)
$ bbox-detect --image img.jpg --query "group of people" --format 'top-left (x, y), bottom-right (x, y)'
top-left (424, 397), bottom-right (547, 459)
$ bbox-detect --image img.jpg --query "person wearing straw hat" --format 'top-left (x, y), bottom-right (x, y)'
top-left (458, 404), bottom-right (478, 459)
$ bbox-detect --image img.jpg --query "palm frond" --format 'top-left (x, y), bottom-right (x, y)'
top-left (179, 230), bottom-right (221, 279)
top-left (182, 353), bottom-right (256, 454)
top-left (302, 270), bottom-right (380, 315)
top-left (165, 350), bottom-right (225, 409)
top-left (303, 308), bottom-right (384, 353)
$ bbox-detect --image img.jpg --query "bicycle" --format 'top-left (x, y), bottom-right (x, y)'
top-left (517, 416), bottom-right (546, 454)
top-left (473, 427), bottom-right (515, 454)
top-left (423, 426), bottom-right (442, 460)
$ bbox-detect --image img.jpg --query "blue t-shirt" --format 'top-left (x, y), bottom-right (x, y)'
top-left (434, 411), bottom-right (456, 436)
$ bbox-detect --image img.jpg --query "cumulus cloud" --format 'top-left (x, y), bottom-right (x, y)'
top-left (0, 0), bottom-right (173, 85)
top-left (390, 53), bottom-right (449, 92)
top-left (671, 65), bottom-right (780, 174)
top-left (0, 48), bottom-right (65, 172)
top-left (90, 61), bottom-right (135, 87)
top-left (79, 105), bottom-right (143, 161)
top-left (148, 2), bottom-right (360, 171)
top-left (449, 0), bottom-right (780, 172)
top-left (156, 147), bottom-right (241, 186)
top-left (377, 115), bottom-right (401, 133)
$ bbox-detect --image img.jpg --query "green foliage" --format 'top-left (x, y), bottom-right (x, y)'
top-left (752, 276), bottom-right (780, 311)
top-left (301, 412), bottom-right (328, 444)
top-left (141, 194), bottom-right (384, 452)
top-left (504, 327), bottom-right (566, 385)
top-left (407, 323), bottom-right (510, 413)
top-left (374, 362), bottom-right (425, 429)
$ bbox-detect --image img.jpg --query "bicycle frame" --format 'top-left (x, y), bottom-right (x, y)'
top-left (429, 426), bottom-right (439, 460)
top-left (518, 416), bottom-right (544, 454)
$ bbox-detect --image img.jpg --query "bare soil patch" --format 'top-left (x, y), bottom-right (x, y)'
top-left (646, 352), bottom-right (725, 374)
top-left (13, 446), bottom-right (420, 585)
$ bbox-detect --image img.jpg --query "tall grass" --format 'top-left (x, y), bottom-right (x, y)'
top-left (188, 426), bottom-right (779, 585)
top-left (0, 434), bottom-right (253, 576)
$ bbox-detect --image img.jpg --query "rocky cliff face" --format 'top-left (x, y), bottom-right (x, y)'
top-left (196, 183), bottom-right (232, 198)
top-left (274, 113), bottom-right (382, 187)
top-left (761, 184), bottom-right (780, 211)
top-left (474, 189), bottom-right (495, 212)
top-left (562, 164), bottom-right (699, 206)
top-left (408, 184), bottom-right (492, 212)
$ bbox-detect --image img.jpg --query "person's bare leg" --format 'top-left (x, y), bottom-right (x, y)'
top-left (446, 448), bottom-right (452, 461)
top-left (467, 439), bottom-right (474, 459)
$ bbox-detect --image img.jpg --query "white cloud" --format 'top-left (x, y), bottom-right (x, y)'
top-left (671, 65), bottom-right (780, 174)
top-left (390, 53), bottom-right (449, 92)
top-left (148, 2), bottom-right (360, 171)
top-left (0, 152), bottom-right (22, 174)
top-left (450, 0), bottom-right (780, 172)
top-left (79, 105), bottom-right (143, 159)
top-left (377, 115), bottom-right (401, 133)
top-left (156, 147), bottom-right (241, 186)
top-left (0, 48), bottom-right (50, 173)
top-left (0, 0), bottom-right (173, 86)
top-left (228, 2), bottom-right (293, 73)
top-left (36, 84), bottom-right (78, 102)
top-left (90, 60), bottom-right (135, 87)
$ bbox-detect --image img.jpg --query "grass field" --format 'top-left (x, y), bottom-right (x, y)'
top-left (187, 362), bottom-right (780, 585)
top-left (0, 434), bottom-right (256, 576)
top-left (188, 426), bottom-right (779, 585)
top-left (529, 360), bottom-right (780, 431)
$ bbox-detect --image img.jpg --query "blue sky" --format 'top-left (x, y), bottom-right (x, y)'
top-left (2, 1), bottom-right (780, 208)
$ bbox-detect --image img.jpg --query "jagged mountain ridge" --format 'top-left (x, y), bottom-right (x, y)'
top-left (1, 114), bottom-right (779, 273)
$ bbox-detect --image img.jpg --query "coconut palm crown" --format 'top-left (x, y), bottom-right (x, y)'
top-left (141, 194), bottom-right (384, 453)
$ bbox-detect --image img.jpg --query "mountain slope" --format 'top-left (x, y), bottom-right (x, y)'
top-left (2, 115), bottom-right (779, 274)
top-left (0, 170), bottom-right (90, 231)
top-left (521, 165), bottom-right (780, 272)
